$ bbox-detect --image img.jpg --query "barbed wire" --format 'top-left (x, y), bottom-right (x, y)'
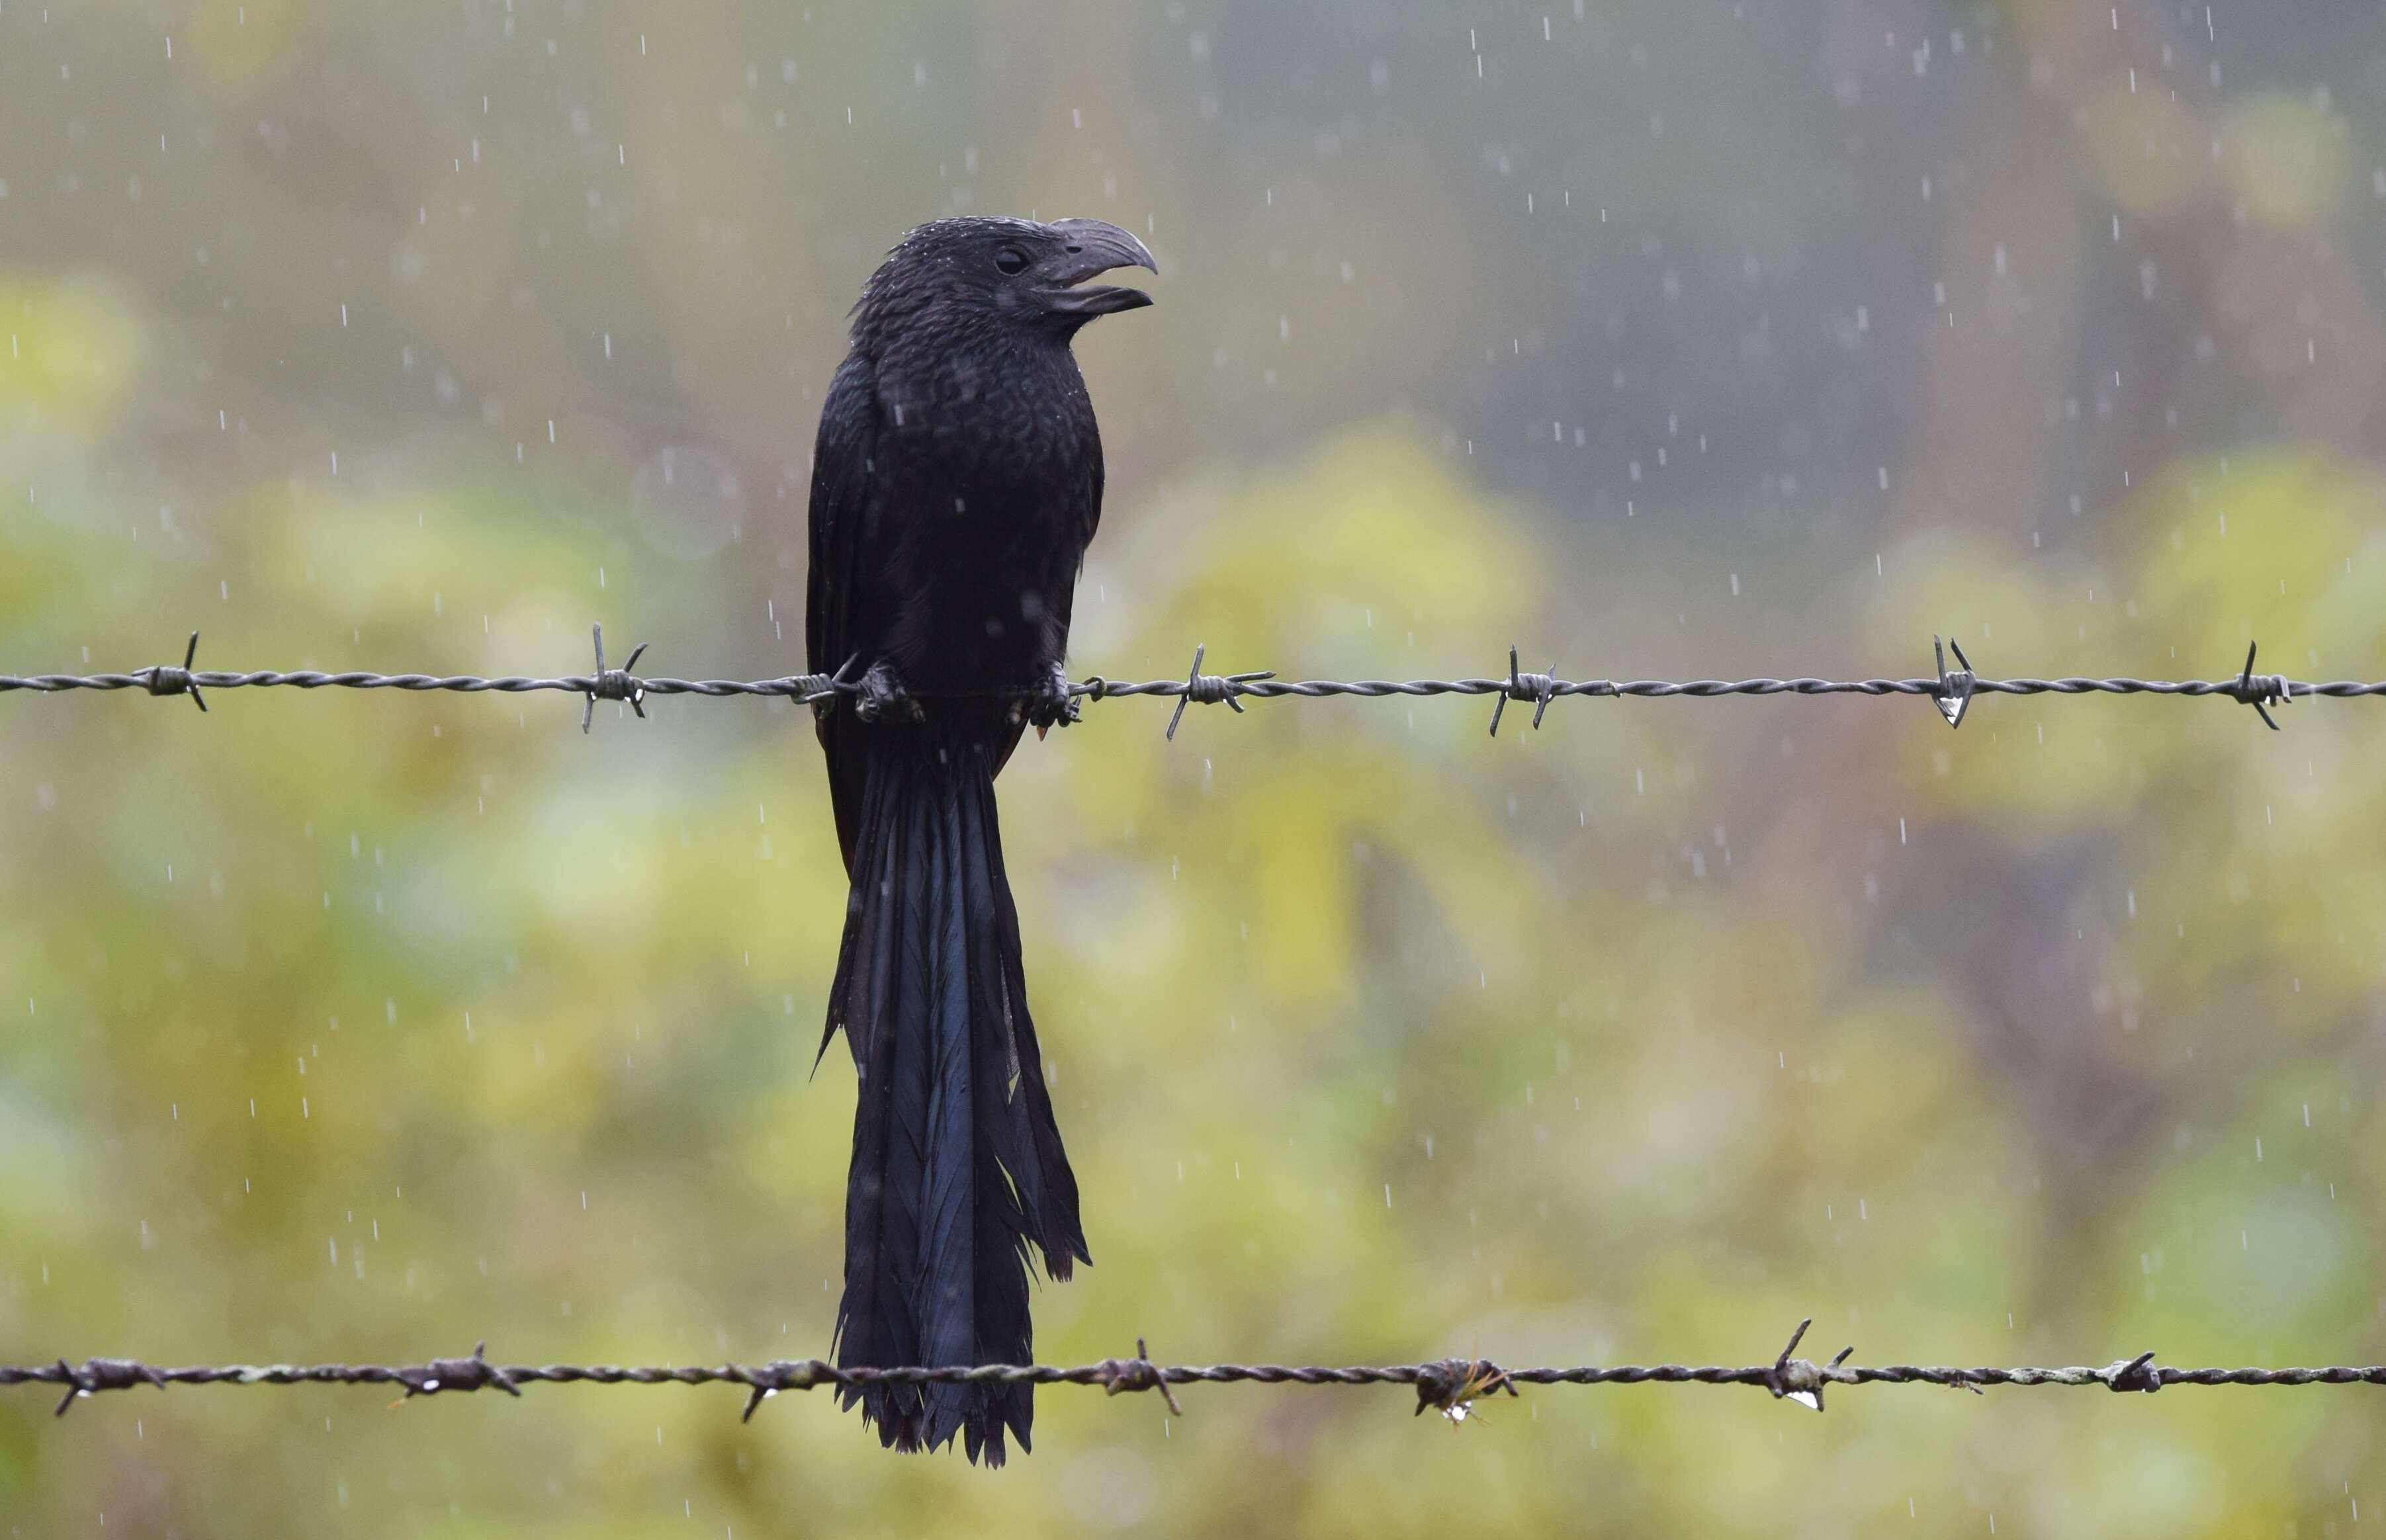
top-left (0, 628), bottom-right (2371, 736)
top-left (5, 1322), bottom-right (2379, 1430)
top-left (12, 640), bottom-right (2371, 1445)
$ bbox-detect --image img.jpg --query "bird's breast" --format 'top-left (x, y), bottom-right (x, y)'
top-left (864, 357), bottom-right (1098, 693)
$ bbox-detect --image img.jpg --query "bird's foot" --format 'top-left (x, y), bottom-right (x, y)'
top-left (854, 660), bottom-right (925, 724)
top-left (1026, 665), bottom-right (1081, 739)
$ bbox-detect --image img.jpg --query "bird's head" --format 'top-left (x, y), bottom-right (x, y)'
top-left (852, 216), bottom-right (1159, 347)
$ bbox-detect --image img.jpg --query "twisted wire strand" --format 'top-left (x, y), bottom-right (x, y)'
top-left (1083, 675), bottom-right (2386, 701)
top-left (0, 628), bottom-right (2372, 732)
top-left (3, 1324), bottom-right (2376, 1424)
top-left (6, 672), bottom-right (2377, 705)
top-left (0, 671), bottom-right (822, 697)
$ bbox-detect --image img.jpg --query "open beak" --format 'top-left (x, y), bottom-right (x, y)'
top-left (1039, 218), bottom-right (1159, 316)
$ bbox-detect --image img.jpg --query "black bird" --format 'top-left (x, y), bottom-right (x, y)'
top-left (805, 216), bottom-right (1157, 1465)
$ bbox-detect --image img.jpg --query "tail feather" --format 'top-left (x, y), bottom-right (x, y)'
top-left (826, 727), bottom-right (1084, 1466)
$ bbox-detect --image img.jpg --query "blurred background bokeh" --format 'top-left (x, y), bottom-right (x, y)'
top-left (4, 0), bottom-right (2385, 1533)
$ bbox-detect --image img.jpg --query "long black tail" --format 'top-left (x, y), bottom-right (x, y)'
top-left (823, 726), bottom-right (1087, 1467)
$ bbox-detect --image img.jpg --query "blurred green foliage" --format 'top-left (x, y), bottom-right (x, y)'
top-left (5, 1), bottom-right (2386, 1536)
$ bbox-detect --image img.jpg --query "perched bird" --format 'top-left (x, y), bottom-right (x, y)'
top-left (805, 216), bottom-right (1157, 1465)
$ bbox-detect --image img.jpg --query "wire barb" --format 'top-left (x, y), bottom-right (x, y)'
top-left (2232, 641), bottom-right (2289, 730)
top-left (48, 1356), bottom-right (168, 1418)
top-left (1163, 644), bottom-right (1274, 740)
top-left (1096, 1336), bottom-right (1182, 1416)
top-left (1762, 1318), bottom-right (1854, 1412)
top-left (1413, 1355), bottom-right (1518, 1424)
top-left (799, 652), bottom-right (865, 711)
top-left (2100, 1351), bottom-right (2163, 1394)
top-left (581, 624), bottom-right (650, 734)
top-left (1931, 636), bottom-right (1976, 730)
top-left (1489, 645), bottom-right (1561, 737)
top-left (396, 1340), bottom-right (519, 1400)
top-left (142, 632), bottom-right (208, 712)
top-left (738, 1359), bottom-right (832, 1422)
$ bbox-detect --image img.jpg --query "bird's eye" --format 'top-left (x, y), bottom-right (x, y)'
top-left (993, 247), bottom-right (1030, 275)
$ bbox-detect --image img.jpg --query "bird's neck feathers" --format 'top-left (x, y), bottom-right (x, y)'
top-left (852, 273), bottom-right (1091, 362)
top-left (857, 307), bottom-right (1087, 415)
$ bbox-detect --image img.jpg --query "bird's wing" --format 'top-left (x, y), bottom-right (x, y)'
top-left (807, 353), bottom-right (883, 868)
top-left (807, 353), bottom-right (880, 683)
top-left (1081, 421), bottom-right (1105, 552)
top-left (1044, 388), bottom-right (1105, 641)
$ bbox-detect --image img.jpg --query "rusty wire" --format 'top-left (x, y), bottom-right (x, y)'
top-left (0, 627), bottom-right (2368, 737)
top-left (3, 1322), bottom-right (2377, 1429)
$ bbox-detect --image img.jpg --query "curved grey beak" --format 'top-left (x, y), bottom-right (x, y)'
top-left (1039, 218), bottom-right (1159, 317)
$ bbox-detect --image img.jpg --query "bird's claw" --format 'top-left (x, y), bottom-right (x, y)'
top-left (1026, 666), bottom-right (1080, 738)
top-left (854, 660), bottom-right (924, 724)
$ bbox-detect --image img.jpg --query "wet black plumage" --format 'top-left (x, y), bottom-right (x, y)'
top-left (805, 216), bottom-right (1156, 1466)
